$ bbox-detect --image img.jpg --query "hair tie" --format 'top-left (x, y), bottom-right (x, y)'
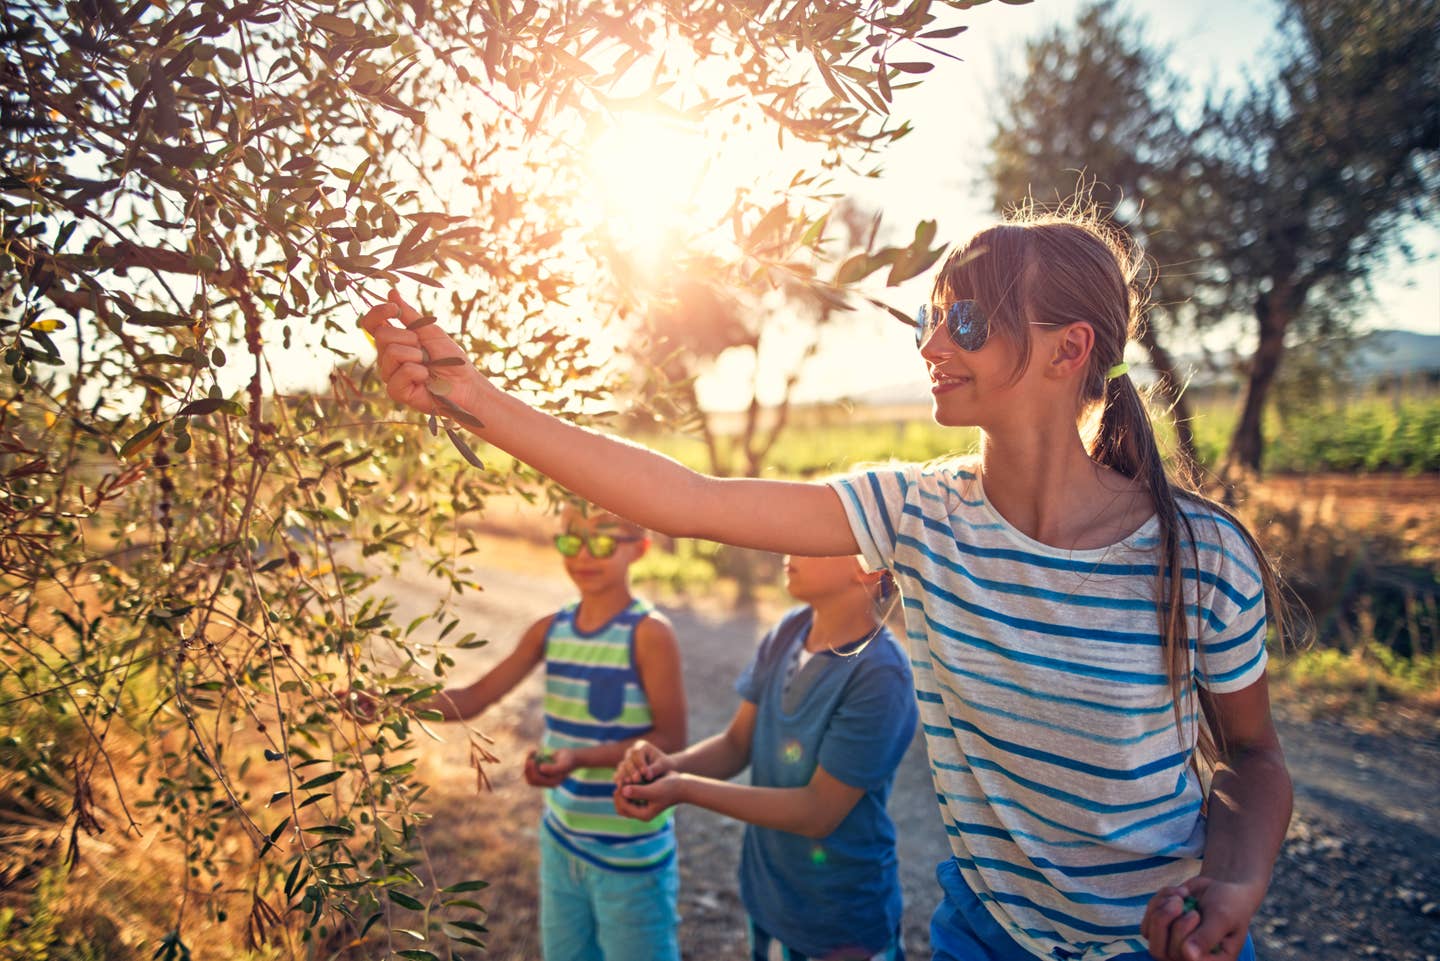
top-left (1105, 362), bottom-right (1130, 381)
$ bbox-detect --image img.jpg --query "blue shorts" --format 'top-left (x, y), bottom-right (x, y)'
top-left (538, 825), bottom-right (679, 961)
top-left (929, 859), bottom-right (1257, 961)
top-left (747, 915), bottom-right (905, 961)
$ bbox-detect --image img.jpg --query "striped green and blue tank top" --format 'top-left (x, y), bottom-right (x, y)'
top-left (541, 598), bottom-right (675, 872)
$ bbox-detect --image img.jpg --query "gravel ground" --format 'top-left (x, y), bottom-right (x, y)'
top-left (375, 550), bottom-right (1440, 961)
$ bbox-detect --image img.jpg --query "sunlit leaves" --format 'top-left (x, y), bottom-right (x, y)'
top-left (0, 0), bottom-right (1010, 953)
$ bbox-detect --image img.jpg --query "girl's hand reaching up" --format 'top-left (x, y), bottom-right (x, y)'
top-left (358, 290), bottom-right (493, 427)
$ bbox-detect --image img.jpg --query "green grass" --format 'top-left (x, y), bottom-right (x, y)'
top-left (1269, 642), bottom-right (1440, 717)
top-left (1188, 388), bottom-right (1440, 475)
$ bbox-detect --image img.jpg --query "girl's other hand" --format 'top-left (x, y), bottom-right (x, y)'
top-left (1141, 877), bottom-right (1260, 960)
top-left (614, 772), bottom-right (683, 820)
top-left (357, 290), bottom-right (491, 420)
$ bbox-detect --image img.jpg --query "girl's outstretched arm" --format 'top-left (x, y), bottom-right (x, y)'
top-left (359, 293), bottom-right (858, 556)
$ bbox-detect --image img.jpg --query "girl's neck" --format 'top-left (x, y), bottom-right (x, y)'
top-left (805, 592), bottom-right (879, 653)
top-left (979, 431), bottom-right (1151, 550)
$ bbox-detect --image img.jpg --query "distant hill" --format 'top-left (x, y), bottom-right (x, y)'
top-left (1353, 329), bottom-right (1440, 375)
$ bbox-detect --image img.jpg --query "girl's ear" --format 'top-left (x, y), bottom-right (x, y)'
top-left (1047, 322), bottom-right (1095, 379)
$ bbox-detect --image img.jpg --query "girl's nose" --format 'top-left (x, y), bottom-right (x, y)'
top-left (919, 324), bottom-right (953, 362)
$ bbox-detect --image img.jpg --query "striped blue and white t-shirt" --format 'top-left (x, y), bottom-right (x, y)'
top-left (829, 461), bottom-right (1268, 960)
top-left (541, 599), bottom-right (675, 872)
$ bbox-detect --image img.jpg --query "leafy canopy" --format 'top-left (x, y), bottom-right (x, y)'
top-left (1, 0), bottom-right (1021, 954)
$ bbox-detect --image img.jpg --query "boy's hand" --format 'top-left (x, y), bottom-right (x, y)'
top-left (1141, 877), bottom-right (1260, 960)
top-left (614, 772), bottom-right (683, 820)
top-left (357, 290), bottom-right (492, 422)
top-left (523, 747), bottom-right (576, 788)
top-left (615, 740), bottom-right (674, 788)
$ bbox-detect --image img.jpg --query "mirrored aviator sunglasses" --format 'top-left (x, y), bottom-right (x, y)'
top-left (915, 300), bottom-right (991, 351)
top-left (554, 533), bottom-right (636, 559)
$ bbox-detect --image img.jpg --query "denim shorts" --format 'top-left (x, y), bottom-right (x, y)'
top-left (538, 826), bottom-right (680, 961)
top-left (930, 859), bottom-right (1257, 961)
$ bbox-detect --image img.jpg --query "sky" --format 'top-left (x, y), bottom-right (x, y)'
top-left (694, 0), bottom-right (1440, 411)
top-left (260, 0), bottom-right (1438, 411)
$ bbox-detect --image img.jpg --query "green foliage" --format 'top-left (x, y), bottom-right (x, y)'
top-left (1205, 0), bottom-right (1440, 469)
top-left (1271, 642), bottom-right (1440, 710)
top-left (0, 864), bottom-right (65, 961)
top-left (1186, 387), bottom-right (1440, 475)
top-left (630, 538), bottom-right (721, 595)
top-left (1, 0), bottom-right (1027, 953)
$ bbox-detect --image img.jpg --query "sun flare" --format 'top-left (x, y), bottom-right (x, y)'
top-left (582, 112), bottom-right (713, 263)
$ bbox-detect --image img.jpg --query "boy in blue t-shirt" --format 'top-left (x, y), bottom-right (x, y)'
top-left (615, 555), bottom-right (918, 960)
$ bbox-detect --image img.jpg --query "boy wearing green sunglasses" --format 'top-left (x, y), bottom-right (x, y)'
top-left (349, 503), bottom-right (687, 961)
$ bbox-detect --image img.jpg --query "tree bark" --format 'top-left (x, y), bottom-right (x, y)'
top-left (1229, 291), bottom-right (1292, 475)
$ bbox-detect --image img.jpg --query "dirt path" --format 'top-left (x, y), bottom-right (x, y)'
top-left (370, 550), bottom-right (1440, 961)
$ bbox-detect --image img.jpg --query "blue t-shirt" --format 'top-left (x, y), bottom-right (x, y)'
top-left (735, 606), bottom-right (919, 957)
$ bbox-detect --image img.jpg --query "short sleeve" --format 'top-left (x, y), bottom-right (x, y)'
top-left (1193, 514), bottom-right (1270, 694)
top-left (827, 466), bottom-right (914, 574)
top-left (816, 640), bottom-right (918, 791)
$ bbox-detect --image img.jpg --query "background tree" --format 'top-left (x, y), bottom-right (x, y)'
top-left (985, 0), bottom-right (1225, 474)
top-left (1205, 0), bottom-right (1440, 473)
top-left (987, 0), bottom-right (1440, 476)
top-left (0, 0), bottom-right (1021, 955)
top-left (627, 199), bottom-right (942, 599)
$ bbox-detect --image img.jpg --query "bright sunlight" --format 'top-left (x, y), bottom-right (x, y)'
top-left (581, 111), bottom-right (714, 267)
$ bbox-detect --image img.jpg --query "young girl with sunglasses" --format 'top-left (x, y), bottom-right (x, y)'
top-left (359, 211), bottom-right (1293, 961)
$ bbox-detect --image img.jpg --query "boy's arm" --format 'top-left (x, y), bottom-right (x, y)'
top-left (618, 699), bottom-right (757, 795)
top-left (545, 614), bottom-right (687, 773)
top-left (419, 615), bottom-right (551, 722)
top-left (619, 761), bottom-right (865, 839)
top-left (360, 295), bottom-right (858, 556)
top-left (669, 700), bottom-right (756, 780)
top-left (1141, 674), bottom-right (1292, 961)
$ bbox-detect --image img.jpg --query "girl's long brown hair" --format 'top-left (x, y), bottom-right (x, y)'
top-left (932, 208), bottom-right (1292, 767)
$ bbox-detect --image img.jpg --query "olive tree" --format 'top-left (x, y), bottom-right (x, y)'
top-left (0, 0), bottom-right (1017, 955)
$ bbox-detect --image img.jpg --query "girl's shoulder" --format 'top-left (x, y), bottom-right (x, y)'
top-left (1174, 491), bottom-right (1266, 584)
top-left (887, 455), bottom-right (985, 503)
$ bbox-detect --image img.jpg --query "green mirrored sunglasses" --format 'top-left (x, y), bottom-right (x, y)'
top-left (554, 532), bottom-right (640, 559)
